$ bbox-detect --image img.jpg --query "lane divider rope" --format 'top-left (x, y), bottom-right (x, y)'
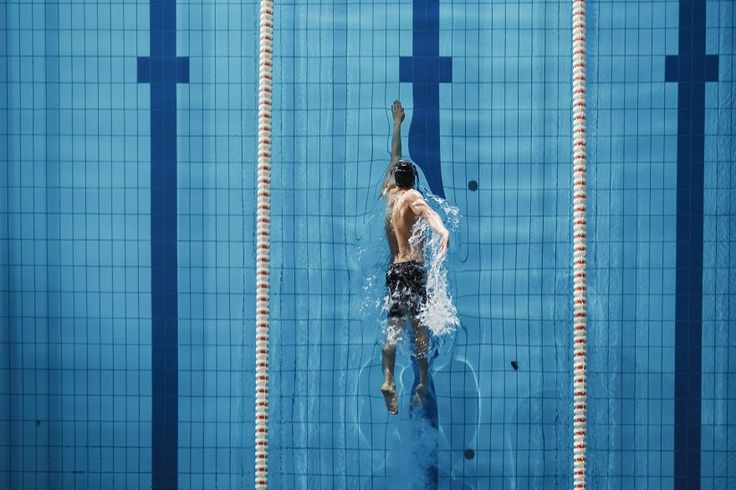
top-left (253, 1), bottom-right (588, 486)
top-left (572, 0), bottom-right (588, 487)
top-left (255, 0), bottom-right (273, 486)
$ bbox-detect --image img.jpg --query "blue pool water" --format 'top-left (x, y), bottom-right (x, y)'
top-left (1, 0), bottom-right (735, 488)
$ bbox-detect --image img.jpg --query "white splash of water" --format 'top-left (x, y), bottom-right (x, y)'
top-left (410, 211), bottom-right (460, 338)
top-left (426, 192), bottom-right (461, 230)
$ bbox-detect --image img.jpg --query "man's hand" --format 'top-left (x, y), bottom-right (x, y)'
top-left (392, 100), bottom-right (405, 125)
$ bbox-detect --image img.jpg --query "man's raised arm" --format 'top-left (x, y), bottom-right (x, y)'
top-left (383, 100), bottom-right (405, 194)
top-left (391, 100), bottom-right (404, 164)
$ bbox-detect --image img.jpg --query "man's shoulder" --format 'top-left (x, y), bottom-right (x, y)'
top-left (405, 189), bottom-right (424, 202)
top-left (404, 190), bottom-right (428, 213)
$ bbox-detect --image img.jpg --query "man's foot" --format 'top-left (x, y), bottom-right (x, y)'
top-left (381, 382), bottom-right (398, 415)
top-left (410, 383), bottom-right (425, 411)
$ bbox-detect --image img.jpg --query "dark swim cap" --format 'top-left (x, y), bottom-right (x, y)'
top-left (394, 160), bottom-right (417, 188)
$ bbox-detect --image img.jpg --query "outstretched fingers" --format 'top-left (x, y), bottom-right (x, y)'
top-left (392, 100), bottom-right (405, 123)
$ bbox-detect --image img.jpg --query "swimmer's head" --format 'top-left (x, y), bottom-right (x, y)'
top-left (394, 160), bottom-right (417, 189)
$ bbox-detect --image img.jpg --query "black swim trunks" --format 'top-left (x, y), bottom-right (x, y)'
top-left (386, 261), bottom-right (427, 318)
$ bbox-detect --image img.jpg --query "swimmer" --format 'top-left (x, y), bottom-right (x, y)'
top-left (380, 100), bottom-right (449, 415)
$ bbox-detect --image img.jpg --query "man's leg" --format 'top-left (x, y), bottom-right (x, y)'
top-left (410, 318), bottom-right (429, 410)
top-left (381, 316), bottom-right (402, 414)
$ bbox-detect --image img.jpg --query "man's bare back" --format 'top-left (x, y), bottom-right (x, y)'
top-left (385, 187), bottom-right (448, 262)
top-left (385, 188), bottom-right (424, 263)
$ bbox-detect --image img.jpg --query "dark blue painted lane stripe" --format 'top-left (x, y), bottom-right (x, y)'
top-left (664, 0), bottom-right (718, 487)
top-left (137, 0), bottom-right (189, 487)
top-left (400, 2), bottom-right (449, 486)
top-left (399, 0), bottom-right (452, 198)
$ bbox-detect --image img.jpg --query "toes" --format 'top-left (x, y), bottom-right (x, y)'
top-left (410, 394), bottom-right (421, 410)
top-left (410, 385), bottom-right (425, 410)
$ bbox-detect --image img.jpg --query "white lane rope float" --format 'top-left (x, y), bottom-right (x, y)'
top-left (572, 0), bottom-right (588, 487)
top-left (255, 0), bottom-right (273, 487)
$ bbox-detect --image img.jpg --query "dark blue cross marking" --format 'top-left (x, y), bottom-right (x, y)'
top-left (399, 0), bottom-right (452, 198)
top-left (664, 0), bottom-right (718, 487)
top-left (137, 0), bottom-right (189, 487)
